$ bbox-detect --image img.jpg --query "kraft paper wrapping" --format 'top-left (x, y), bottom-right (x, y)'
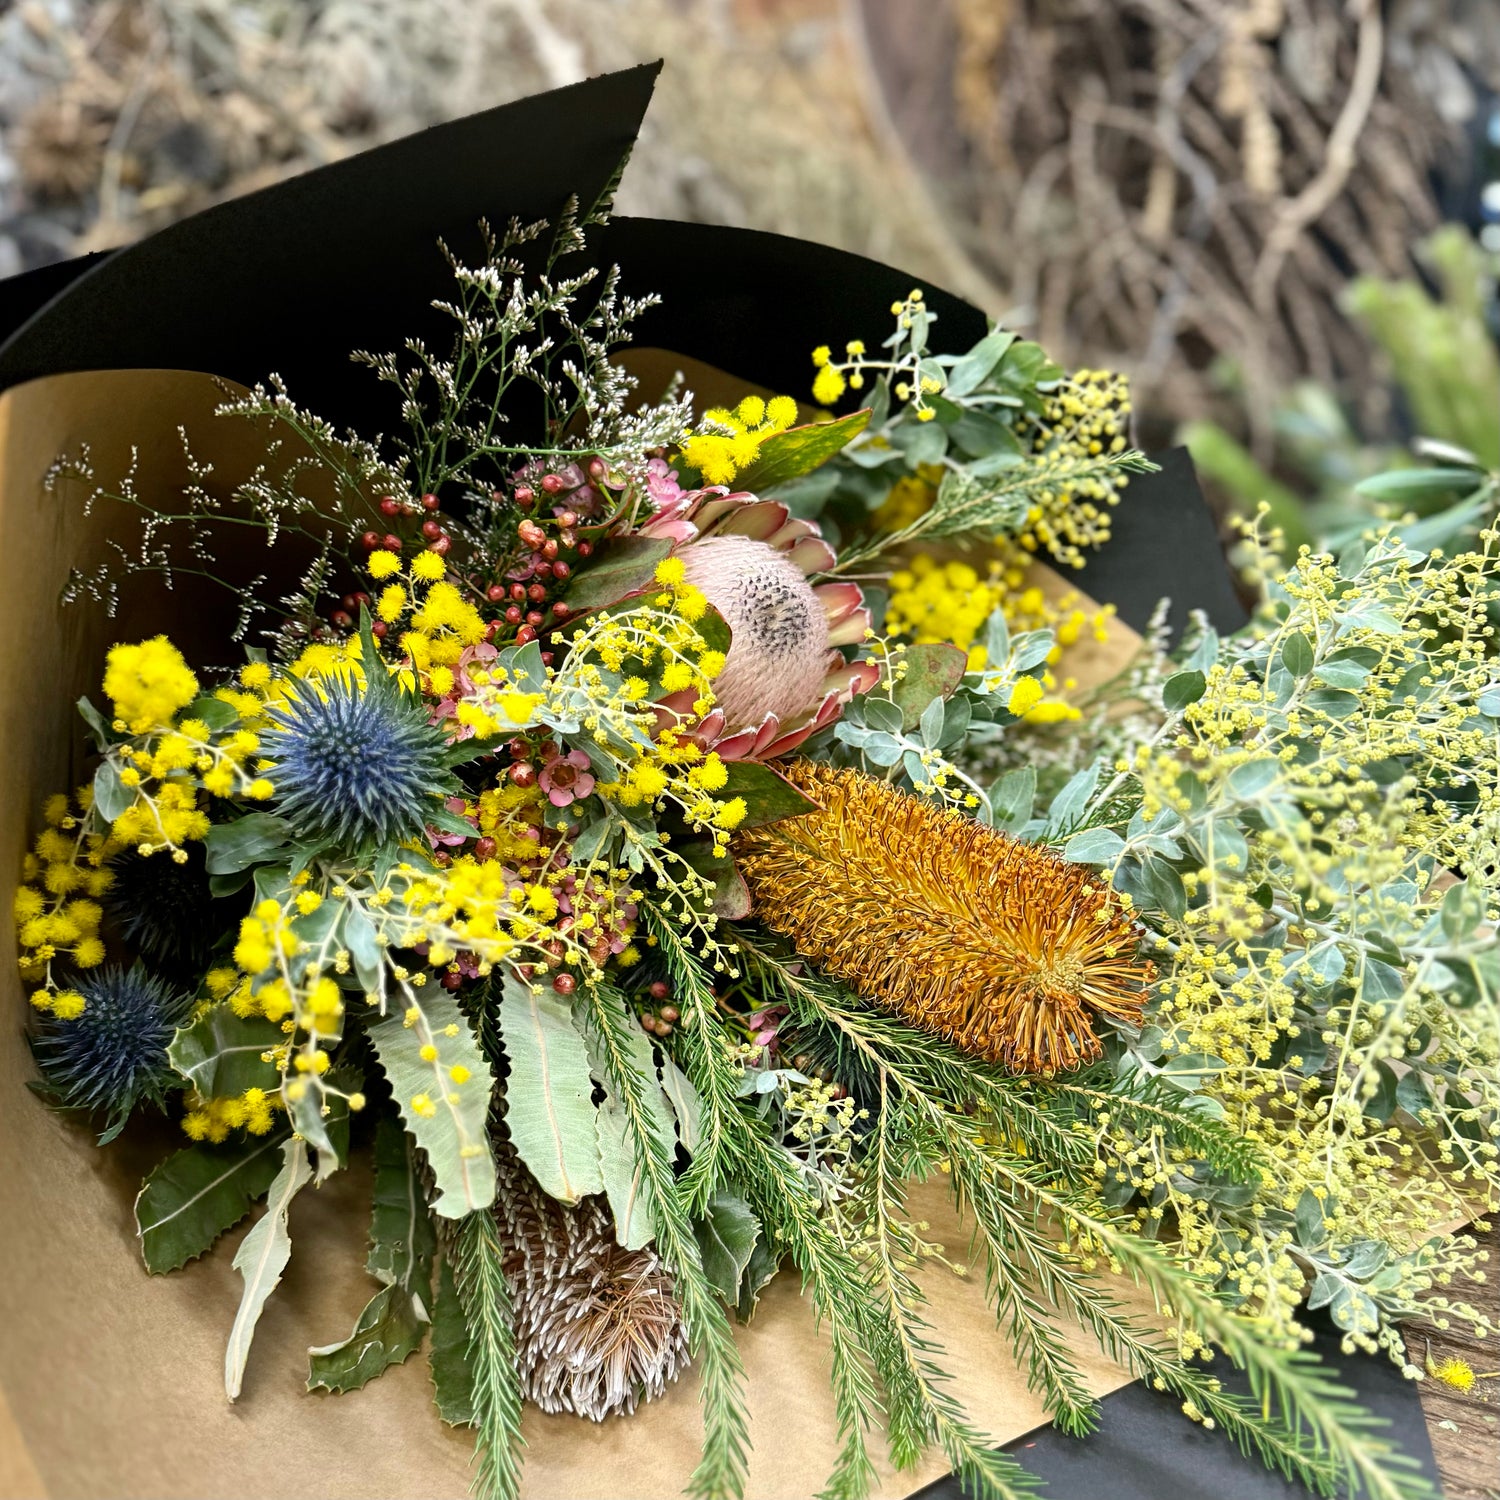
top-left (0, 370), bottom-right (1154, 1500)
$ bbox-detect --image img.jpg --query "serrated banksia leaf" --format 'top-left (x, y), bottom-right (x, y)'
top-left (734, 760), bottom-right (1153, 1074)
top-left (493, 1144), bottom-right (688, 1421)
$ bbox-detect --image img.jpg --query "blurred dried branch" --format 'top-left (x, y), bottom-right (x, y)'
top-left (0, 0), bottom-right (974, 306)
top-left (855, 0), bottom-right (1500, 448)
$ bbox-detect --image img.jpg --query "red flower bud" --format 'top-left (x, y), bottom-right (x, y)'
top-left (378, 496), bottom-right (401, 517)
top-left (552, 972), bottom-right (577, 995)
top-left (421, 492), bottom-right (440, 511)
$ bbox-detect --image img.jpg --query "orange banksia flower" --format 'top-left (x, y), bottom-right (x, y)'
top-left (734, 761), bottom-right (1153, 1075)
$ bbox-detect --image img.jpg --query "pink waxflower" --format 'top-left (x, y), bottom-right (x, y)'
top-left (539, 747), bottom-right (596, 808)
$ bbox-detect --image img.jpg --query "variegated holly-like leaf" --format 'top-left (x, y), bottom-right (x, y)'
top-left (167, 1006), bottom-right (282, 1098)
top-left (367, 1115), bottom-right (437, 1293)
top-left (306, 1282), bottom-right (427, 1394)
top-left (135, 1132), bottom-right (288, 1274)
top-left (428, 1258), bottom-right (476, 1426)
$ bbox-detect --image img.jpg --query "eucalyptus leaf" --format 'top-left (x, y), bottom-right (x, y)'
top-left (225, 1138), bottom-right (311, 1400)
top-left (497, 975), bottom-right (605, 1205)
top-left (368, 995), bottom-right (496, 1219)
top-left (891, 642), bottom-right (967, 729)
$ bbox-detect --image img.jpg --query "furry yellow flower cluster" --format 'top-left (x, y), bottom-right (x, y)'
top-left (885, 550), bottom-right (1114, 724)
top-left (13, 789), bottom-right (114, 1007)
top-left (680, 393), bottom-right (799, 487)
top-left (1016, 369), bottom-right (1133, 569)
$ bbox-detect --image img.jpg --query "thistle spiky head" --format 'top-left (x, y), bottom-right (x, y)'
top-left (32, 964), bottom-right (192, 1141)
top-left (104, 843), bottom-right (226, 982)
top-left (260, 621), bottom-right (461, 852)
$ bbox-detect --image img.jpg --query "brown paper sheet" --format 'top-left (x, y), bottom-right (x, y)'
top-left (0, 371), bottom-right (1151, 1499)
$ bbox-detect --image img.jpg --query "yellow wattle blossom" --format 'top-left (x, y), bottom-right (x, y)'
top-left (182, 1086), bottom-right (286, 1142)
top-left (680, 393), bottom-right (799, 487)
top-left (1007, 676), bottom-right (1045, 717)
top-left (884, 549), bottom-right (1110, 723)
top-left (13, 786), bottom-right (117, 995)
top-left (102, 636), bottom-right (200, 734)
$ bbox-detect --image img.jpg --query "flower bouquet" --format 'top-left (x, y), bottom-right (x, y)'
top-left (3, 66), bottom-right (1496, 1500)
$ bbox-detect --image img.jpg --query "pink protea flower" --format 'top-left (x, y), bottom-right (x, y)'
top-left (539, 747), bottom-right (596, 808)
top-left (639, 484), bottom-right (879, 760)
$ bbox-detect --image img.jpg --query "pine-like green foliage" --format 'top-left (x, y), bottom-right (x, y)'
top-left (449, 1213), bottom-right (525, 1500)
top-left (730, 931), bottom-right (1436, 1500)
top-left (578, 980), bottom-right (751, 1500)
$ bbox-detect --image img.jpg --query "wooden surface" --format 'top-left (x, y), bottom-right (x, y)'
top-left (1415, 1222), bottom-right (1500, 1499)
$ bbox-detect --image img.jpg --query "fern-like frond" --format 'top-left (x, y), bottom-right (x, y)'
top-left (578, 982), bottom-right (751, 1500)
top-left (449, 1212), bottom-right (525, 1500)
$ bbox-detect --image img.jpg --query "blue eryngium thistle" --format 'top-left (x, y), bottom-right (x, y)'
top-left (33, 965), bottom-right (192, 1142)
top-left (105, 844), bottom-right (224, 980)
top-left (261, 623), bottom-right (461, 851)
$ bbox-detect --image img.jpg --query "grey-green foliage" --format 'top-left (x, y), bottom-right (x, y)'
top-left (1345, 226), bottom-right (1500, 471)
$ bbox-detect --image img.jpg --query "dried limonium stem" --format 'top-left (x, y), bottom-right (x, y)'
top-left (734, 760), bottom-right (1154, 1074)
top-left (492, 1141), bottom-right (688, 1421)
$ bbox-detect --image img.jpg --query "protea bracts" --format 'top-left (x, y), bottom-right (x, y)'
top-left (640, 472), bottom-right (878, 760)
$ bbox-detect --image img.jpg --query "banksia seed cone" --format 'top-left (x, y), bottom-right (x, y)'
top-left (734, 761), bottom-right (1152, 1075)
top-left (493, 1144), bottom-right (688, 1420)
